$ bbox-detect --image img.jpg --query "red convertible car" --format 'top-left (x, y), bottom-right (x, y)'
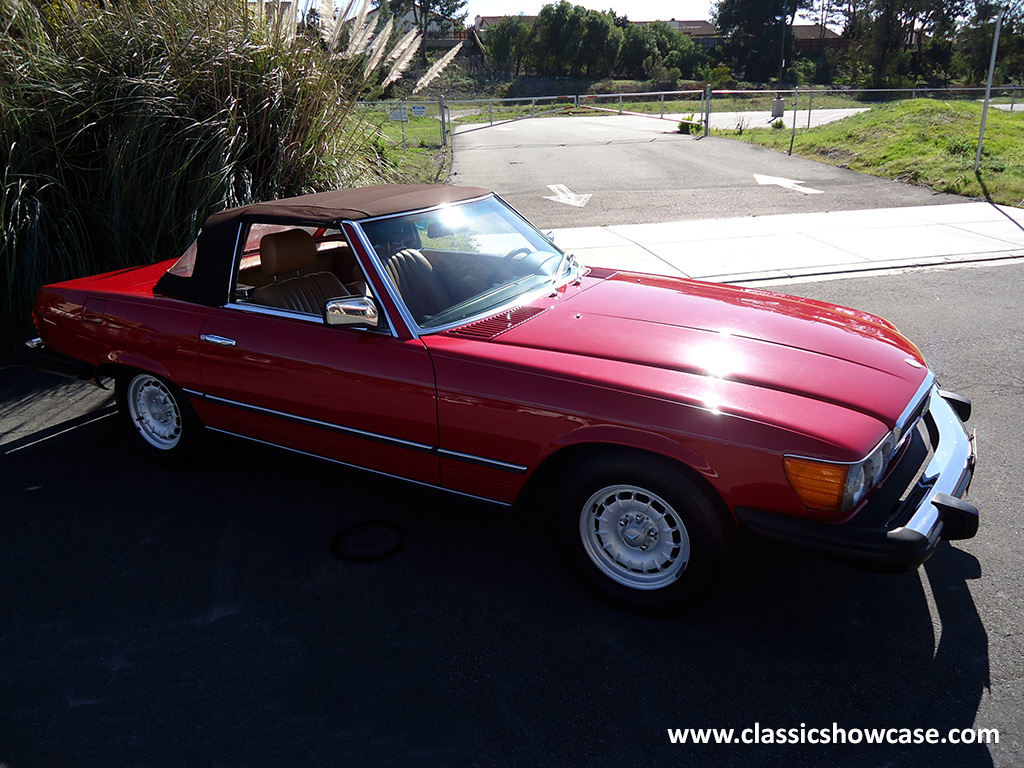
top-left (23, 184), bottom-right (978, 608)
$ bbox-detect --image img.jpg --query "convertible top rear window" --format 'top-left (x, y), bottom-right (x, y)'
top-left (166, 238), bottom-right (198, 278)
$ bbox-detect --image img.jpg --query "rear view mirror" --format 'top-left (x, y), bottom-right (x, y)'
top-left (426, 221), bottom-right (468, 238)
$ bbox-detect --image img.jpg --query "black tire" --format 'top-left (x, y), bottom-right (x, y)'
top-left (115, 370), bottom-right (199, 466)
top-left (558, 450), bottom-right (735, 610)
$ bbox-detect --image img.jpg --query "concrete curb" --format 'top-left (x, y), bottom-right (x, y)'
top-left (552, 201), bottom-right (1024, 285)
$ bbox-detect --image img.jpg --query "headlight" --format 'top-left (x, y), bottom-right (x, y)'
top-left (784, 430), bottom-right (899, 516)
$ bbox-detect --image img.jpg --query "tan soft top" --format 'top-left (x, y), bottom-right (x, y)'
top-left (203, 185), bottom-right (492, 229)
top-left (158, 184), bottom-right (494, 308)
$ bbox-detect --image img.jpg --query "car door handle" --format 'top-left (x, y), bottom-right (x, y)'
top-left (201, 334), bottom-right (236, 347)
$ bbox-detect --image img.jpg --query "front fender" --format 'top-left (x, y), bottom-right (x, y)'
top-left (549, 424), bottom-right (716, 481)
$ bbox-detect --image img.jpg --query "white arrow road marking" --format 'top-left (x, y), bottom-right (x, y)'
top-left (544, 184), bottom-right (592, 207)
top-left (754, 174), bottom-right (824, 195)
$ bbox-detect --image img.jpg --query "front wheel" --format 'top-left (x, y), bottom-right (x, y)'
top-left (559, 451), bottom-right (735, 610)
top-left (116, 371), bottom-right (198, 466)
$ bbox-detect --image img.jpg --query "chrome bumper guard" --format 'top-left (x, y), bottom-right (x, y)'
top-left (736, 387), bottom-right (978, 573)
top-left (897, 388), bottom-right (978, 544)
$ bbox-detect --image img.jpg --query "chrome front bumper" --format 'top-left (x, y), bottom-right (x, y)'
top-left (736, 387), bottom-right (978, 573)
top-left (899, 387), bottom-right (978, 545)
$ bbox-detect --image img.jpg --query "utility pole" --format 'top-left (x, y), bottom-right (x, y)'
top-left (976, 8), bottom-right (1004, 173)
top-left (778, 0), bottom-right (796, 85)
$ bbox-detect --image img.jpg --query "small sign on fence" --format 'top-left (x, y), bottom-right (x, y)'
top-left (411, 105), bottom-right (427, 117)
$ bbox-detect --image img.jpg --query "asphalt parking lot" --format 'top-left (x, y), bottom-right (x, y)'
top-left (450, 113), bottom-right (965, 228)
top-left (4, 112), bottom-right (1021, 767)
top-left (1, 261), bottom-right (1018, 768)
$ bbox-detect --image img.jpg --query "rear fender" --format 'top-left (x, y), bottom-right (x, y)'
top-left (98, 352), bottom-right (173, 382)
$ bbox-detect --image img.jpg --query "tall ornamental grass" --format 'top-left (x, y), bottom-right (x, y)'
top-left (1, 0), bottom-right (421, 353)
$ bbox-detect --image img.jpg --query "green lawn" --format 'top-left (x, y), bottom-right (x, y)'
top-left (731, 99), bottom-right (1024, 207)
top-left (373, 115), bottom-right (451, 183)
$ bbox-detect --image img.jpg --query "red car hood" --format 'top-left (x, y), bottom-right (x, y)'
top-left (470, 272), bottom-right (929, 429)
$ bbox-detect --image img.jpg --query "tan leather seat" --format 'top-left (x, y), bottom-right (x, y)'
top-left (383, 248), bottom-right (452, 324)
top-left (251, 230), bottom-right (347, 315)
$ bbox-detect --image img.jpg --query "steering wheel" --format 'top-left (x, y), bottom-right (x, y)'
top-left (486, 247), bottom-right (534, 284)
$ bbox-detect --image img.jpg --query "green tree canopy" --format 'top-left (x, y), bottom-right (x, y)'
top-left (485, 15), bottom-right (534, 75)
top-left (713, 0), bottom-right (801, 82)
top-left (616, 21), bottom-right (704, 79)
top-left (388, 0), bottom-right (467, 60)
top-left (528, 2), bottom-right (624, 77)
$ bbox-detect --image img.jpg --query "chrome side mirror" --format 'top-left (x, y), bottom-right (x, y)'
top-left (324, 295), bottom-right (379, 329)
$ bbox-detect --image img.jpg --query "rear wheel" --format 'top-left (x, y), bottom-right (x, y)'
top-left (116, 371), bottom-right (197, 466)
top-left (559, 451), bottom-right (734, 610)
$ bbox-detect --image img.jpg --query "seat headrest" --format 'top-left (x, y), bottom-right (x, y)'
top-left (260, 229), bottom-right (317, 277)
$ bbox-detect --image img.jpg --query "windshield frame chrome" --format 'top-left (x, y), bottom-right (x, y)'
top-left (353, 193), bottom-right (574, 337)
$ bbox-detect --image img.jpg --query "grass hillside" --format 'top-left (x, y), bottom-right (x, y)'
top-left (733, 99), bottom-right (1024, 207)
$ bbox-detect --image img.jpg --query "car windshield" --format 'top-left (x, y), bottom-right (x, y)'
top-left (359, 197), bottom-right (578, 330)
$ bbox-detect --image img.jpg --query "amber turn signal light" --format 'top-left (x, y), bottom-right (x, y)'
top-left (783, 457), bottom-right (848, 515)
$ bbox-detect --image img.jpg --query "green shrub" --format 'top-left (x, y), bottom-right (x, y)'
top-left (708, 65), bottom-right (735, 89)
top-left (678, 115), bottom-right (698, 134)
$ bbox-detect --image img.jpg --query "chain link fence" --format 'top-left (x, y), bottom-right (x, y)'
top-left (703, 86), bottom-right (1023, 132)
top-left (356, 99), bottom-right (452, 152)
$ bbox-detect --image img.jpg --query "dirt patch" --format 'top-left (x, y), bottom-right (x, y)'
top-left (815, 147), bottom-right (858, 166)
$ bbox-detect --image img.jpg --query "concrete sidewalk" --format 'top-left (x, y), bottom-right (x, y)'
top-left (552, 201), bottom-right (1024, 285)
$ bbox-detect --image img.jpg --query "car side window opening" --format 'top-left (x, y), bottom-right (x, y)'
top-left (234, 225), bottom-right (379, 323)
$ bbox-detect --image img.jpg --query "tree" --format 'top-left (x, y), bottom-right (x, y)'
top-left (533, 1), bottom-right (586, 75)
top-left (713, 0), bottom-right (803, 82)
top-left (616, 21), bottom-right (704, 80)
top-left (618, 23), bottom-right (660, 78)
top-left (579, 11), bottom-right (622, 76)
top-left (387, 0), bottom-right (468, 61)
top-left (956, 1), bottom-right (1024, 84)
top-left (531, 2), bottom-right (622, 77)
top-left (485, 16), bottom-right (533, 75)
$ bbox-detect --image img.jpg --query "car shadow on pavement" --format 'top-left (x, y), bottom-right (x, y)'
top-left (0, 369), bottom-right (993, 768)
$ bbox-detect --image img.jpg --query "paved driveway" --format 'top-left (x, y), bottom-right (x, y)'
top-left (451, 114), bottom-right (962, 229)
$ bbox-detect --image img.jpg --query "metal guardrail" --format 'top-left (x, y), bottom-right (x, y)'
top-left (358, 86), bottom-right (1024, 150)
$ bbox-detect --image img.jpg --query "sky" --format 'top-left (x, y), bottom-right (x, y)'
top-left (462, 0), bottom-right (718, 24)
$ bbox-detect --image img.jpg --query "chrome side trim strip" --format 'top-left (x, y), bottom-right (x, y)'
top-left (225, 298), bottom-right (391, 335)
top-left (437, 448), bottom-right (528, 474)
top-left (205, 428), bottom-right (513, 507)
top-left (189, 389), bottom-right (528, 473)
top-left (198, 392), bottom-right (435, 454)
top-left (224, 302), bottom-right (323, 323)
